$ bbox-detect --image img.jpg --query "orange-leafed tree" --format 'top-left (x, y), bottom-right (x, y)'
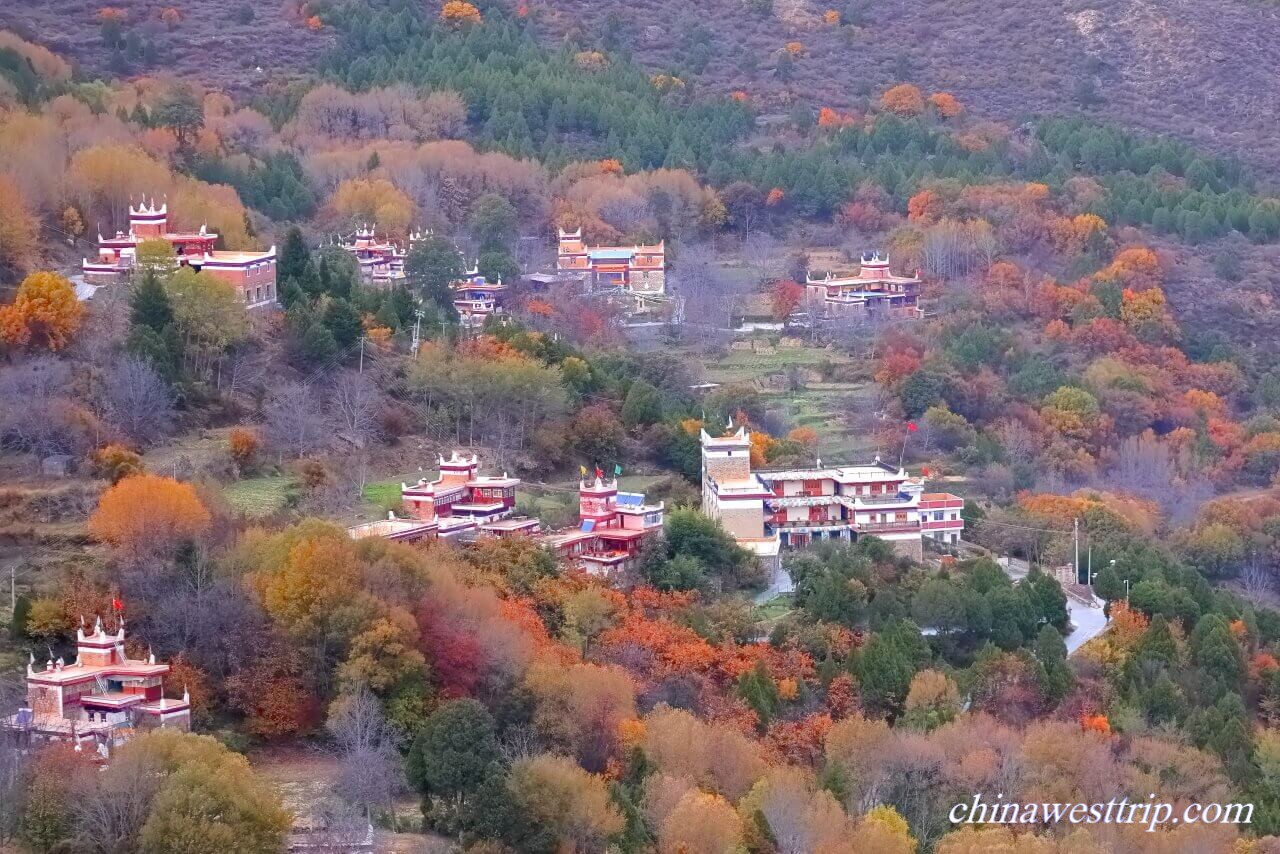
top-left (765, 187), bottom-right (786, 207)
top-left (228, 427), bottom-right (260, 473)
top-left (880, 83), bottom-right (925, 116)
top-left (906, 189), bottom-right (941, 223)
top-left (88, 474), bottom-right (212, 558)
top-left (817, 107), bottom-right (853, 129)
top-left (91, 444), bottom-right (144, 484)
top-left (771, 279), bottom-right (804, 319)
top-left (1080, 713), bottom-right (1111, 736)
top-left (928, 92), bottom-right (964, 119)
top-left (788, 426), bottom-right (819, 448)
top-left (441, 0), bottom-right (482, 25)
top-left (0, 303), bottom-right (30, 354)
top-left (329, 178), bottom-right (415, 235)
top-left (750, 430), bottom-right (776, 468)
top-left (823, 8), bottom-right (841, 24)
top-left (9, 271), bottom-right (83, 351)
top-left (159, 6), bottom-right (181, 27)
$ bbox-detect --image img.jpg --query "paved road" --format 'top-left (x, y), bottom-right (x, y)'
top-left (999, 556), bottom-right (1109, 654)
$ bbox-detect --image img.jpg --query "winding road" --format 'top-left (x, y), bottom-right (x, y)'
top-left (999, 556), bottom-right (1109, 654)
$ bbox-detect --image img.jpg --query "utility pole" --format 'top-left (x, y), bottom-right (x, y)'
top-left (358, 334), bottom-right (366, 373)
top-left (1073, 517), bottom-right (1080, 584)
top-left (410, 309), bottom-right (424, 357)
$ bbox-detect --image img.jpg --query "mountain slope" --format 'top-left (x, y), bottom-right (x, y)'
top-left (536, 0), bottom-right (1280, 179)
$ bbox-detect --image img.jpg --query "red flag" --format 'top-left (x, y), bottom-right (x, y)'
top-left (906, 421), bottom-right (918, 432)
top-left (111, 598), bottom-right (123, 611)
top-left (921, 466), bottom-right (930, 477)
top-left (595, 467), bottom-right (604, 480)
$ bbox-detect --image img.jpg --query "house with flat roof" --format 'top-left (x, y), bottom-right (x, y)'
top-left (83, 199), bottom-right (277, 309)
top-left (700, 424), bottom-right (963, 563)
top-left (3, 617), bottom-right (190, 758)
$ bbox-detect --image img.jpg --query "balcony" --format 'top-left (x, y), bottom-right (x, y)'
top-left (856, 521), bottom-right (920, 533)
top-left (770, 518), bottom-right (849, 531)
top-left (853, 493), bottom-right (912, 506)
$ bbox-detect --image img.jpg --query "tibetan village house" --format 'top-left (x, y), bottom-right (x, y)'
top-left (392, 450), bottom-right (531, 541)
top-left (83, 199), bottom-right (277, 308)
top-left (338, 227), bottom-right (507, 325)
top-left (804, 252), bottom-right (922, 319)
top-left (348, 453), bottom-right (664, 576)
top-left (544, 471), bottom-right (665, 576)
top-left (338, 225), bottom-right (422, 286)
top-left (452, 267), bottom-right (506, 328)
top-left (700, 426), bottom-right (963, 565)
top-left (556, 228), bottom-right (665, 309)
top-left (2, 617), bottom-right (190, 757)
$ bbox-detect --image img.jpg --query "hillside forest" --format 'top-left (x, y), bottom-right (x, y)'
top-left (4, 2), bottom-right (1280, 853)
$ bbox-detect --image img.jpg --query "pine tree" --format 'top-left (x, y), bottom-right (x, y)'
top-left (278, 227), bottom-right (310, 285)
top-left (1033, 624), bottom-right (1073, 704)
top-left (130, 271), bottom-right (174, 332)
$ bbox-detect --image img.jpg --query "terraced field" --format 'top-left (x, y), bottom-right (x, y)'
top-left (221, 476), bottom-right (299, 518)
top-left (699, 341), bottom-right (883, 463)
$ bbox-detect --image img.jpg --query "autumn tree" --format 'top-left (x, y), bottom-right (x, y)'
top-left (927, 92), bottom-right (964, 119)
top-left (228, 427), bottom-right (260, 474)
top-left (329, 178), bottom-right (414, 235)
top-left (571, 403), bottom-right (626, 466)
top-left (658, 790), bottom-right (742, 854)
top-left (127, 731), bottom-right (290, 854)
top-left (880, 84), bottom-right (925, 116)
top-left (440, 0), bottom-right (482, 26)
top-left (771, 279), bottom-right (805, 320)
top-left (0, 176), bottom-right (38, 279)
top-left (91, 444), bottom-right (144, 484)
top-left (508, 754), bottom-right (623, 851)
top-left (88, 474), bottom-right (212, 559)
top-left (7, 271), bottom-right (83, 350)
top-left (901, 669), bottom-right (961, 731)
